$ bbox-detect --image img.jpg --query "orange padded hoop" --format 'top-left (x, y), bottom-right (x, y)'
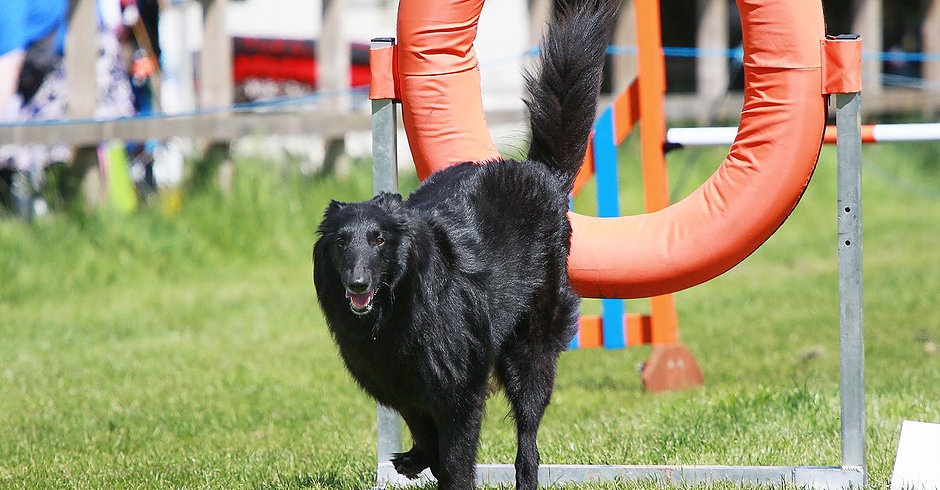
top-left (396, 0), bottom-right (827, 298)
top-left (397, 0), bottom-right (501, 179)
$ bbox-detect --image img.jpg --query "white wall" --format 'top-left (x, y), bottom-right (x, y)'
top-left (476, 0), bottom-right (527, 111)
top-left (227, 0), bottom-right (322, 39)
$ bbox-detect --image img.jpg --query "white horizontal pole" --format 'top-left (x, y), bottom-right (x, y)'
top-left (666, 126), bottom-right (737, 146)
top-left (666, 123), bottom-right (940, 147)
top-left (871, 122), bottom-right (940, 142)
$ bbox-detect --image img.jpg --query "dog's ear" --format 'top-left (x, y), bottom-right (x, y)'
top-left (388, 221), bottom-right (419, 292)
top-left (389, 243), bottom-right (410, 294)
top-left (372, 192), bottom-right (402, 215)
top-left (317, 200), bottom-right (347, 236)
top-left (327, 199), bottom-right (348, 214)
top-left (372, 192), bottom-right (403, 212)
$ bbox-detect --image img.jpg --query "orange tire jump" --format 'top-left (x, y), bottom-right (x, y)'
top-left (393, 0), bottom-right (830, 299)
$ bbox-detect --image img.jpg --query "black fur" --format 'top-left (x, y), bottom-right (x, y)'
top-left (313, 2), bottom-right (615, 488)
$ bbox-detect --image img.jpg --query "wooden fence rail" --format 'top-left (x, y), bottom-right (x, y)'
top-left (10, 0), bottom-right (939, 152)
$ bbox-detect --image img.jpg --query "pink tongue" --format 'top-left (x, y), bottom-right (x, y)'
top-left (349, 291), bottom-right (374, 308)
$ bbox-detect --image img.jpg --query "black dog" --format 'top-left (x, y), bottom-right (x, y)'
top-left (313, 2), bottom-right (614, 488)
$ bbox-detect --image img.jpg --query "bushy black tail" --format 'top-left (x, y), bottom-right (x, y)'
top-left (525, 0), bottom-right (617, 193)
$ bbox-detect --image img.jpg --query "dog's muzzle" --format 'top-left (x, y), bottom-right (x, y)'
top-left (345, 288), bottom-right (376, 315)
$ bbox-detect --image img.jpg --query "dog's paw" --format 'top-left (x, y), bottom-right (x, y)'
top-left (391, 449), bottom-right (430, 479)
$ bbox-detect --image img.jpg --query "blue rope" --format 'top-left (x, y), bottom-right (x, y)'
top-left (537, 44), bottom-right (940, 64)
top-left (606, 45), bottom-right (746, 60)
top-left (5, 43), bottom-right (939, 129)
top-left (607, 45), bottom-right (940, 62)
top-left (866, 51), bottom-right (940, 62)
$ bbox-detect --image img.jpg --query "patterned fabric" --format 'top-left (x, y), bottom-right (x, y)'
top-left (0, 28), bottom-right (134, 172)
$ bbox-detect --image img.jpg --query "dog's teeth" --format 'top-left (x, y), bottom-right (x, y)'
top-left (348, 290), bottom-right (375, 312)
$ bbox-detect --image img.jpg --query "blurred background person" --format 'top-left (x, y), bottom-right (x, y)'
top-left (1, 0), bottom-right (134, 218)
top-left (0, 0), bottom-right (67, 118)
top-left (0, 0), bottom-right (67, 216)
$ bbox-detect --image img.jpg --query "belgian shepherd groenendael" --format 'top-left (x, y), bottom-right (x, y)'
top-left (313, 2), bottom-right (615, 488)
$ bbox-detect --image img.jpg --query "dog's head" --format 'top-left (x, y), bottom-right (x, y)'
top-left (313, 192), bottom-right (408, 317)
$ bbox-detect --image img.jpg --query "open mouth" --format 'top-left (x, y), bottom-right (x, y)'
top-left (345, 288), bottom-right (376, 315)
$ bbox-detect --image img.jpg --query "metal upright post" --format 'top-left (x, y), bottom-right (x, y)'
top-left (835, 90), bottom-right (867, 486)
top-left (370, 37), bottom-right (402, 485)
top-left (371, 38), bottom-right (399, 197)
top-left (376, 402), bottom-right (401, 474)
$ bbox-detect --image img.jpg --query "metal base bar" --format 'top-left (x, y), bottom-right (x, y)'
top-left (376, 462), bottom-right (865, 489)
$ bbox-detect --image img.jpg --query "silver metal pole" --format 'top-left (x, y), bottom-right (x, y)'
top-left (376, 403), bottom-right (402, 465)
top-left (372, 94), bottom-right (399, 195)
top-left (370, 37), bottom-right (403, 483)
top-left (371, 38), bottom-right (399, 197)
top-left (835, 91), bottom-right (867, 485)
top-left (372, 96), bottom-right (398, 195)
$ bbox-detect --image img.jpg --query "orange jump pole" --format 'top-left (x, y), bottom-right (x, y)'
top-left (569, 0), bottom-right (702, 391)
top-left (633, 0), bottom-right (699, 391)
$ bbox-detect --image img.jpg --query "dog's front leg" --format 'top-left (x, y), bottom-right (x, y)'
top-left (435, 392), bottom-right (486, 489)
top-left (392, 409), bottom-right (439, 479)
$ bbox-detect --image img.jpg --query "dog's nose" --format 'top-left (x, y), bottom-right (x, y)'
top-left (346, 280), bottom-right (370, 294)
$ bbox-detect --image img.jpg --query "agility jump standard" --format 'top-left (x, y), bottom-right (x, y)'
top-left (368, 0), bottom-right (866, 487)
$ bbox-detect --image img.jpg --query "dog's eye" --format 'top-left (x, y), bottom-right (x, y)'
top-left (336, 236), bottom-right (348, 248)
top-left (373, 237), bottom-right (385, 246)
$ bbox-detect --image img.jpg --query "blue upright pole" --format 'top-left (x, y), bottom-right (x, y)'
top-left (593, 109), bottom-right (626, 349)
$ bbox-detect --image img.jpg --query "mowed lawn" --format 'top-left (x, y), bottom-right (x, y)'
top-left (0, 140), bottom-right (937, 489)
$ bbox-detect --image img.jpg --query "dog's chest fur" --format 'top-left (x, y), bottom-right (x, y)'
top-left (324, 286), bottom-right (493, 411)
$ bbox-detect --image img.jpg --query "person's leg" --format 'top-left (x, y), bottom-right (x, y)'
top-left (0, 167), bottom-right (13, 211)
top-left (0, 49), bottom-right (26, 117)
top-left (10, 168), bottom-right (32, 220)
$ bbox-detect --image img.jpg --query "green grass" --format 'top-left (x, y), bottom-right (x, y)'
top-left (0, 140), bottom-right (938, 489)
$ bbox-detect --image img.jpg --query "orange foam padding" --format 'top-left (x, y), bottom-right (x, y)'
top-left (568, 0), bottom-right (827, 298)
top-left (396, 0), bottom-right (827, 299)
top-left (822, 37), bottom-right (863, 94)
top-left (823, 124), bottom-right (875, 144)
top-left (369, 45), bottom-right (400, 100)
top-left (396, 0), bottom-right (500, 180)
